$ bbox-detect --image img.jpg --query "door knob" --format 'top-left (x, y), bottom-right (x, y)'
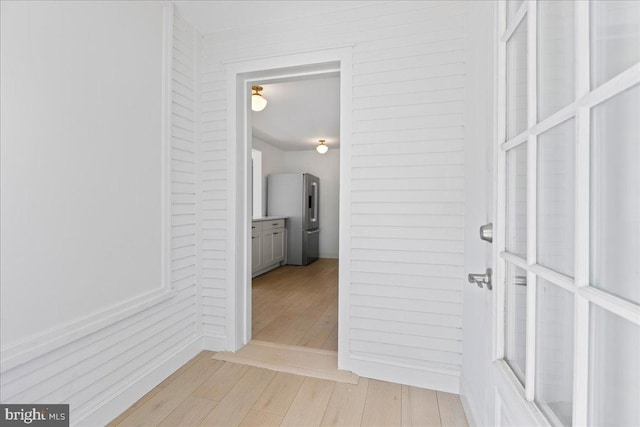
top-left (468, 268), bottom-right (492, 290)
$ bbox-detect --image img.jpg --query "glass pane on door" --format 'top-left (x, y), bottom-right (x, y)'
top-left (507, 18), bottom-right (528, 139)
top-left (537, 119), bottom-right (575, 277)
top-left (505, 263), bottom-right (528, 384)
top-left (589, 304), bottom-right (640, 426)
top-left (591, 0), bottom-right (640, 88)
top-left (538, 0), bottom-right (575, 120)
top-left (590, 84), bottom-right (640, 304)
top-left (536, 278), bottom-right (574, 427)
top-left (507, 143), bottom-right (528, 257)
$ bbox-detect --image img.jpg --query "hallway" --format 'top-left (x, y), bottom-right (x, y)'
top-left (109, 350), bottom-right (469, 427)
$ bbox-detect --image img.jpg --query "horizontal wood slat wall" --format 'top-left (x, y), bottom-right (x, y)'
top-left (200, 1), bottom-right (467, 392)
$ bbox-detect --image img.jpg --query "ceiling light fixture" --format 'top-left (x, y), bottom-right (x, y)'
top-left (316, 139), bottom-right (328, 154)
top-left (251, 85), bottom-right (267, 112)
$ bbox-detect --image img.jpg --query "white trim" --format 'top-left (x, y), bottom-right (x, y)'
top-left (224, 47), bottom-right (354, 373)
top-left (494, 0), bottom-right (507, 362)
top-left (350, 355), bottom-right (460, 394)
top-left (459, 379), bottom-right (481, 427)
top-left (528, 264), bottom-right (574, 292)
top-left (161, 2), bottom-right (174, 293)
top-left (579, 63), bottom-right (640, 109)
top-left (337, 50), bottom-right (353, 371)
top-left (500, 251), bottom-right (527, 269)
top-left (501, 2), bottom-right (528, 43)
top-left (494, 361), bottom-right (551, 427)
top-left (578, 287), bottom-right (640, 326)
top-left (202, 334), bottom-right (228, 351)
top-left (194, 23), bottom-right (204, 338)
top-left (0, 289), bottom-right (177, 372)
top-left (529, 103), bottom-right (575, 137)
top-left (502, 131), bottom-right (528, 151)
top-left (74, 336), bottom-right (201, 426)
top-left (573, 2), bottom-right (590, 424)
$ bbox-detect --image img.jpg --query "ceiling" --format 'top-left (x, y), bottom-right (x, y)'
top-left (175, 1), bottom-right (376, 35)
top-left (251, 75), bottom-right (340, 152)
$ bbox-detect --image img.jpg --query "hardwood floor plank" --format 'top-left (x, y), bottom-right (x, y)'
top-left (321, 325), bottom-right (339, 351)
top-left (115, 356), bottom-right (224, 426)
top-left (192, 362), bottom-right (250, 401)
top-left (115, 387), bottom-right (188, 427)
top-left (238, 409), bottom-right (283, 427)
top-left (163, 356), bottom-right (224, 395)
top-left (320, 378), bottom-right (369, 427)
top-left (107, 387), bottom-right (162, 426)
top-left (401, 385), bottom-right (441, 427)
top-left (361, 379), bottom-right (402, 427)
top-left (252, 371), bottom-right (305, 416)
top-left (198, 367), bottom-right (276, 427)
top-left (157, 396), bottom-right (216, 427)
top-left (297, 303), bottom-right (338, 348)
top-left (437, 391), bottom-right (469, 427)
top-left (156, 351), bottom-right (210, 389)
top-left (280, 377), bottom-right (335, 427)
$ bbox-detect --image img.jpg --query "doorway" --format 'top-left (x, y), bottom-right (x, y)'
top-left (224, 47), bottom-right (353, 370)
top-left (249, 74), bottom-right (340, 351)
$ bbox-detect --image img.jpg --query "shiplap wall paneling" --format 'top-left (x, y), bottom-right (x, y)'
top-left (200, 1), bottom-right (467, 392)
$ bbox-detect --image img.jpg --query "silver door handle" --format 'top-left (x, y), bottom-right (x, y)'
top-left (468, 268), bottom-right (492, 290)
top-left (307, 229), bottom-right (320, 234)
top-left (479, 223), bottom-right (493, 243)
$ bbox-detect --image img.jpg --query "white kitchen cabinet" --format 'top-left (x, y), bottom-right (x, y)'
top-left (251, 218), bottom-right (286, 277)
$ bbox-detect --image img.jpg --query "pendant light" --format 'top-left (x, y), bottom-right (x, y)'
top-left (316, 139), bottom-right (328, 154)
top-left (251, 85), bottom-right (267, 112)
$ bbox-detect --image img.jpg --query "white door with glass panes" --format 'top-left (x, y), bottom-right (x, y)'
top-left (494, 1), bottom-right (639, 426)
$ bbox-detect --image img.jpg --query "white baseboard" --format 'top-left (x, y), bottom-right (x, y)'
top-left (202, 334), bottom-right (227, 351)
top-left (74, 336), bottom-right (202, 427)
top-left (350, 355), bottom-right (460, 394)
top-left (459, 379), bottom-right (481, 427)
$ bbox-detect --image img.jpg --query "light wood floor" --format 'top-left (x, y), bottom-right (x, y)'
top-left (109, 351), bottom-right (469, 427)
top-left (252, 258), bottom-right (338, 351)
top-left (110, 259), bottom-right (468, 426)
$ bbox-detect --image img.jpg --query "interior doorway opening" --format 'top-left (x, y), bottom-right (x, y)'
top-left (249, 73), bottom-right (341, 353)
top-left (226, 48), bottom-right (353, 371)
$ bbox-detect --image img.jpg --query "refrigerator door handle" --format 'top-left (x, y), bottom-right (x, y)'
top-left (311, 182), bottom-right (318, 223)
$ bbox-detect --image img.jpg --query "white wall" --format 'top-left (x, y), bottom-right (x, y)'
top-left (200, 1), bottom-right (470, 392)
top-left (1, 0), bottom-right (164, 347)
top-left (252, 137), bottom-right (284, 217)
top-left (0, 4), bottom-right (202, 425)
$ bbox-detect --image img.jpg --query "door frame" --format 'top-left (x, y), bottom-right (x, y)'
top-left (224, 46), bottom-right (353, 370)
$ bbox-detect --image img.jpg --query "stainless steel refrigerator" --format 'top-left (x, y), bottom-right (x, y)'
top-left (267, 173), bottom-right (319, 266)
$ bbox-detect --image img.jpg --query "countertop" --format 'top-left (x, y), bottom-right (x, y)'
top-left (252, 216), bottom-right (287, 221)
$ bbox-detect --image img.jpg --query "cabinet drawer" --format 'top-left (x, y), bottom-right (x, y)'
top-left (262, 219), bottom-right (285, 231)
top-left (251, 221), bottom-right (263, 237)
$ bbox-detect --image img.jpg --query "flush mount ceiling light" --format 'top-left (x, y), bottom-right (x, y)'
top-left (316, 139), bottom-right (328, 154)
top-left (251, 85), bottom-right (267, 112)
